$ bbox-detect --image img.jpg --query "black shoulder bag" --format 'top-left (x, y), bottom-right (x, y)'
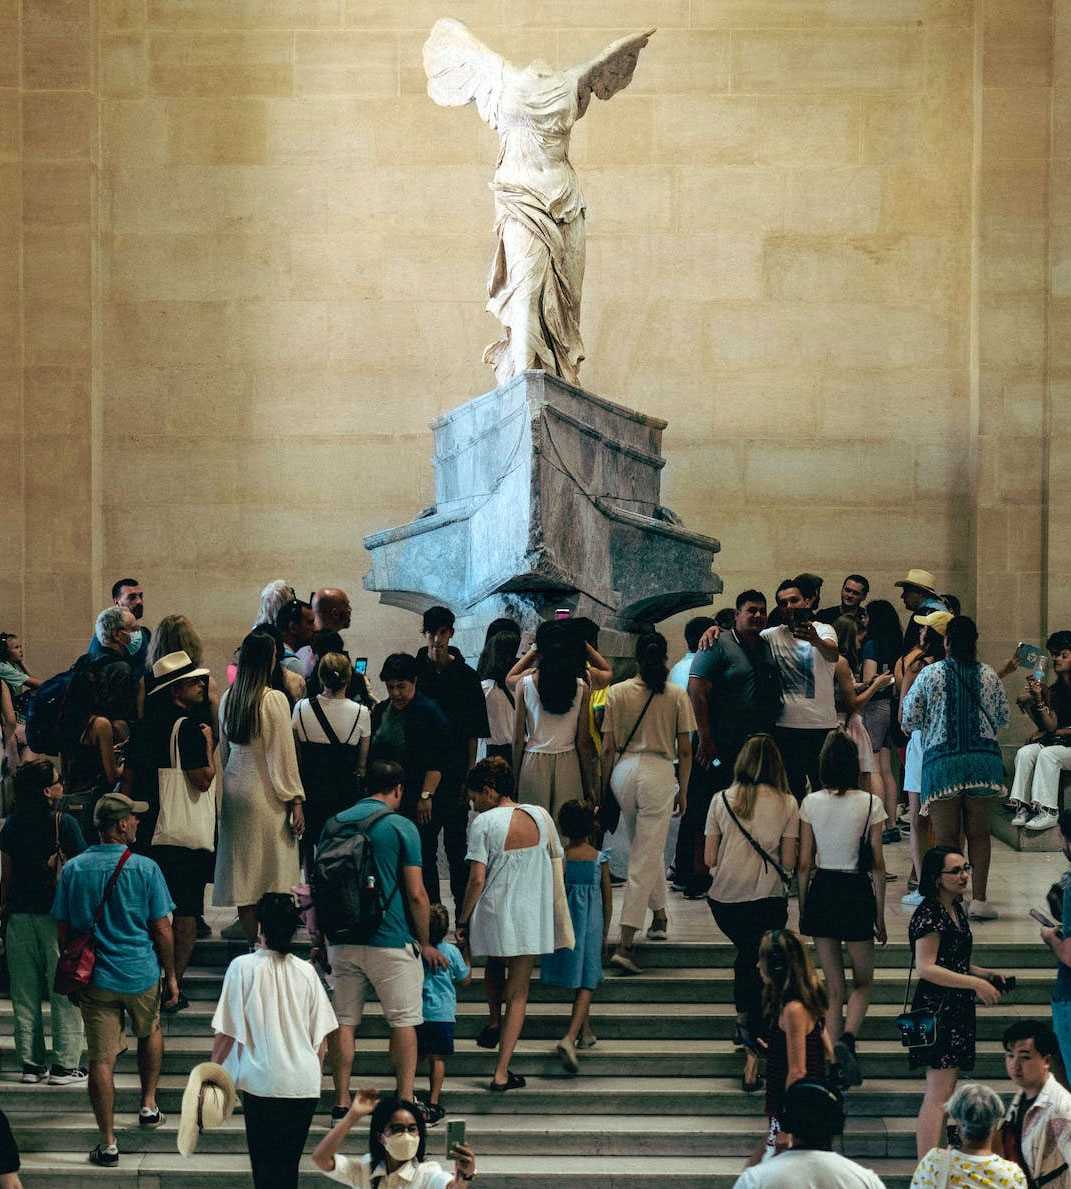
top-left (720, 791), bottom-right (791, 896)
top-left (895, 943), bottom-right (941, 1050)
top-left (598, 690), bottom-right (656, 836)
top-left (857, 795), bottom-right (875, 874)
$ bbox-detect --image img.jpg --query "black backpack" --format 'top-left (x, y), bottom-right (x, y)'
top-left (310, 806), bottom-right (399, 945)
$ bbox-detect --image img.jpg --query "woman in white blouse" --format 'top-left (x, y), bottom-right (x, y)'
top-left (211, 893), bottom-right (337, 1189)
top-left (313, 1089), bottom-right (477, 1188)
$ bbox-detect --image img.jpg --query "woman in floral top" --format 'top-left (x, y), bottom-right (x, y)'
top-left (911, 1082), bottom-right (1026, 1188)
top-left (909, 847), bottom-right (1008, 1159)
top-left (902, 616), bottom-right (1009, 919)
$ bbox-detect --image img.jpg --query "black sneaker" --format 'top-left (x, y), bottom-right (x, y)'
top-left (139, 1108), bottom-right (166, 1129)
top-left (49, 1065), bottom-right (88, 1086)
top-left (425, 1103), bottom-right (446, 1126)
top-left (90, 1144), bottom-right (119, 1167)
top-left (162, 993), bottom-right (190, 1015)
top-left (834, 1039), bottom-right (862, 1087)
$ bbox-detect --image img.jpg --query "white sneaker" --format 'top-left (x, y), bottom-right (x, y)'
top-left (968, 899), bottom-right (999, 920)
top-left (901, 890), bottom-right (924, 907)
top-left (1010, 805), bottom-right (1033, 827)
top-left (1026, 810), bottom-right (1060, 832)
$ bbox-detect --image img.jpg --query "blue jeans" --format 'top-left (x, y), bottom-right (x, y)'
top-left (1052, 1000), bottom-right (1071, 1073)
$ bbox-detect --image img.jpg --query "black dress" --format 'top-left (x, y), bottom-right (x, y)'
top-left (907, 898), bottom-right (976, 1071)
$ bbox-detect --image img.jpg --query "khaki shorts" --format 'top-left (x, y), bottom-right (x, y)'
top-left (79, 982), bottom-right (161, 1062)
top-left (327, 943), bottom-right (424, 1029)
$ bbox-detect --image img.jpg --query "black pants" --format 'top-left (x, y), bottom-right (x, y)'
top-left (707, 896), bottom-right (788, 1040)
top-left (672, 752), bottom-right (734, 891)
top-left (418, 791), bottom-right (469, 909)
top-left (774, 726), bottom-right (829, 803)
top-left (241, 1092), bottom-right (319, 1189)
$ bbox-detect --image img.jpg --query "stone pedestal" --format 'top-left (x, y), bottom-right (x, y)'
top-left (362, 372), bottom-right (721, 661)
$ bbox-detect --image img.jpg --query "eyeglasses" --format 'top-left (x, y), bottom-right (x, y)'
top-left (941, 864), bottom-right (972, 876)
top-left (384, 1124), bottom-right (420, 1136)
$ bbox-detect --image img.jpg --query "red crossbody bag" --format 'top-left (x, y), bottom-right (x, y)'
top-left (54, 848), bottom-right (133, 999)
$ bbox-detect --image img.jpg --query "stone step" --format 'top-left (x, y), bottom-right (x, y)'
top-left (10, 1149), bottom-right (923, 1189)
top-left (2, 1109), bottom-right (927, 1158)
top-left (185, 937), bottom-right (1059, 970)
top-left (176, 964), bottom-right (1057, 1005)
top-left (0, 1073), bottom-right (1018, 1118)
top-left (0, 1035), bottom-right (1019, 1080)
top-left (0, 999), bottom-right (1047, 1041)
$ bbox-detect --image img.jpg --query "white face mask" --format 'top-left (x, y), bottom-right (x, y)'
top-left (383, 1131), bottom-right (420, 1163)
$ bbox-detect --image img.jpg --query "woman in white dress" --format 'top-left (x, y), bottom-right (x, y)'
top-left (213, 632), bottom-right (305, 944)
top-left (456, 756), bottom-right (561, 1093)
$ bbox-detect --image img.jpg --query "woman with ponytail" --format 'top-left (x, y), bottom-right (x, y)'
top-left (211, 893), bottom-right (337, 1188)
top-left (603, 632), bottom-right (696, 973)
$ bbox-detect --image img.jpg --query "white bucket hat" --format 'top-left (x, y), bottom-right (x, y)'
top-left (177, 1062), bottom-right (237, 1157)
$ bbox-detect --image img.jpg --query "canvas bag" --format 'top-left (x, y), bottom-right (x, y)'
top-left (152, 718), bottom-right (216, 851)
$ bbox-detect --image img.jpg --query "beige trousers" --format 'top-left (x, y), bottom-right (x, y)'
top-left (612, 753), bottom-right (677, 930)
top-left (517, 749), bottom-right (584, 819)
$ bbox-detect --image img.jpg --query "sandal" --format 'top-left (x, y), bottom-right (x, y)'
top-left (489, 1070), bottom-right (526, 1092)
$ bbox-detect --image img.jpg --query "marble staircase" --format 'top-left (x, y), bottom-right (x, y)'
top-left (0, 937), bottom-right (1054, 1187)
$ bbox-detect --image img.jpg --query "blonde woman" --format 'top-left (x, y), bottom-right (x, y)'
top-left (213, 633), bottom-right (305, 944)
top-left (139, 614), bottom-right (220, 733)
top-left (704, 734), bottom-right (799, 1092)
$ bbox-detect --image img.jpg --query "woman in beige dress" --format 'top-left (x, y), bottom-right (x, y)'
top-left (213, 632), bottom-right (305, 943)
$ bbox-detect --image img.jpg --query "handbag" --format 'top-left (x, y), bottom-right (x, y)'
top-left (894, 944), bottom-right (941, 1050)
top-left (54, 847), bottom-right (133, 998)
top-left (152, 718), bottom-right (216, 851)
top-left (857, 795), bottom-right (874, 875)
top-left (598, 690), bottom-right (656, 836)
top-left (46, 811), bottom-right (67, 890)
top-left (720, 791), bottom-right (791, 895)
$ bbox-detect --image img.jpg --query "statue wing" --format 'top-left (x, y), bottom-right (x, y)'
top-left (569, 28), bottom-right (656, 118)
top-left (423, 18), bottom-right (505, 128)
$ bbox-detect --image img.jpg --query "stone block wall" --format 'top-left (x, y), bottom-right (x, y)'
top-left (0, 0), bottom-right (1063, 689)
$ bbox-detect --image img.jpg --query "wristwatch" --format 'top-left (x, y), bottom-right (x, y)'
top-left (420, 790), bottom-right (433, 801)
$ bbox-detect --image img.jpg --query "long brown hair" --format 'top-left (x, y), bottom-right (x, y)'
top-left (759, 928), bottom-right (828, 1025)
top-left (728, 733), bottom-right (791, 820)
top-left (148, 614), bottom-right (204, 667)
top-left (223, 632), bottom-right (274, 745)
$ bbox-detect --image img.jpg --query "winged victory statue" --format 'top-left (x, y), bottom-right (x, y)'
top-left (423, 19), bottom-right (655, 386)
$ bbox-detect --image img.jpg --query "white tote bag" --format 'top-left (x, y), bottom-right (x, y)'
top-left (152, 718), bottom-right (216, 851)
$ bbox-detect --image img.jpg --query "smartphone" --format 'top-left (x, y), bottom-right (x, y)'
top-left (353, 657), bottom-right (368, 675)
top-left (1031, 908), bottom-right (1057, 929)
top-left (554, 608), bottom-right (572, 620)
top-left (445, 1118), bottom-right (466, 1157)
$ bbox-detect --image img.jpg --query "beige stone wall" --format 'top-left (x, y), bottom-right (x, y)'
top-left (2, 0), bottom-right (1061, 683)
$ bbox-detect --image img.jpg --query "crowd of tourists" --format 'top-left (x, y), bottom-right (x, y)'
top-left (0, 565), bottom-right (1068, 1188)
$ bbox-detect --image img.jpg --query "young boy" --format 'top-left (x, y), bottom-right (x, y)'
top-left (418, 904), bottom-right (470, 1125)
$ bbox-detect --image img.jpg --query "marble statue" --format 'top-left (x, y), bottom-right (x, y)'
top-left (423, 18), bottom-right (655, 386)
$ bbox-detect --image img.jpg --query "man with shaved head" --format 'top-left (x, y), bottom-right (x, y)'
top-left (299, 588), bottom-right (352, 677)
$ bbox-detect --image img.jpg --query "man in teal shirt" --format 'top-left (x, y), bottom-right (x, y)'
top-left (319, 761), bottom-right (446, 1119)
top-left (52, 793), bottom-right (177, 1168)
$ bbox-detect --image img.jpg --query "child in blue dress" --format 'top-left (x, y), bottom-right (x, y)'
top-left (541, 800), bottom-right (612, 1072)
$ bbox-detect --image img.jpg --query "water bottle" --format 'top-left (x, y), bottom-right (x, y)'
top-left (1033, 656), bottom-right (1048, 685)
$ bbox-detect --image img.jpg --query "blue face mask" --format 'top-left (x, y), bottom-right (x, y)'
top-left (126, 628), bottom-right (143, 655)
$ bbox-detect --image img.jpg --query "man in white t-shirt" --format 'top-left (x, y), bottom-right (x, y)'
top-left (734, 1079), bottom-right (885, 1189)
top-left (762, 577), bottom-right (839, 803)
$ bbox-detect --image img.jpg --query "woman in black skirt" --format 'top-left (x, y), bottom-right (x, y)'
top-left (798, 729), bottom-right (888, 1088)
top-left (908, 845), bottom-right (1009, 1159)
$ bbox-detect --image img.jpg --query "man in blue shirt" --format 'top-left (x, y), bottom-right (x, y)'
top-left (318, 761), bottom-right (446, 1121)
top-left (52, 793), bottom-right (177, 1168)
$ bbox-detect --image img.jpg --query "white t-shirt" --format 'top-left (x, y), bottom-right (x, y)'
top-left (520, 673), bottom-right (583, 754)
top-left (799, 789), bottom-right (887, 872)
top-left (734, 1147), bottom-right (887, 1189)
top-left (212, 950), bottom-right (337, 1098)
top-left (323, 1153), bottom-right (453, 1188)
top-left (292, 695), bottom-right (371, 746)
top-left (668, 651), bottom-right (695, 690)
top-left (762, 623), bottom-right (839, 729)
